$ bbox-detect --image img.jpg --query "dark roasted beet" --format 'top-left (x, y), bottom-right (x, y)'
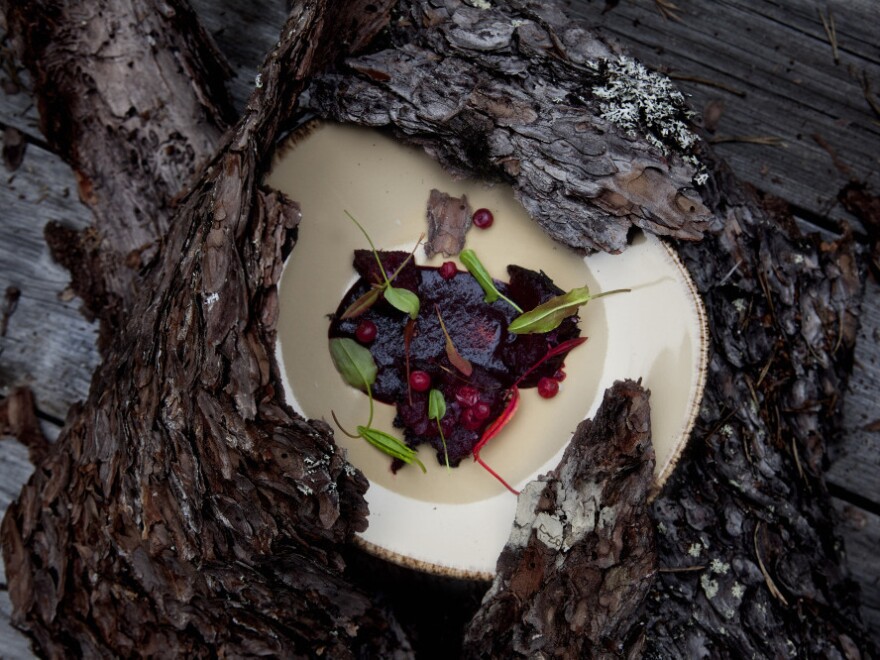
top-left (329, 250), bottom-right (583, 469)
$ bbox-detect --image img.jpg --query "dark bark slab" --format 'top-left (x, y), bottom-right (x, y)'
top-left (2, 0), bottom-right (235, 346)
top-left (1, 1), bottom-right (414, 657)
top-left (305, 0), bottom-right (713, 254)
top-left (464, 379), bottom-right (656, 659)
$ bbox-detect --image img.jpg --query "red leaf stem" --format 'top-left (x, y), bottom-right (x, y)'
top-left (472, 336), bottom-right (587, 495)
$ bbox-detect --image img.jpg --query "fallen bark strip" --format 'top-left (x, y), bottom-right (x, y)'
top-left (464, 379), bottom-right (656, 659)
top-left (0, 387), bottom-right (49, 465)
top-left (2, 1), bottom-right (415, 657)
top-left (2, 0), bottom-right (235, 347)
top-left (305, 0), bottom-right (713, 254)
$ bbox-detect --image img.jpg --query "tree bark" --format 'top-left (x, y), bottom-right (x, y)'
top-left (2, 1), bottom-right (415, 657)
top-left (306, 1), bottom-right (876, 655)
top-left (1, 0), bottom-right (876, 656)
top-left (464, 379), bottom-right (656, 658)
top-left (3, 0), bottom-right (235, 348)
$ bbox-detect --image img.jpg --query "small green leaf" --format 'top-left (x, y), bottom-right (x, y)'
top-left (459, 249), bottom-right (523, 313)
top-left (509, 286), bottom-right (590, 334)
top-left (329, 337), bottom-right (378, 391)
top-left (340, 287), bottom-right (382, 319)
top-left (384, 285), bottom-right (420, 319)
top-left (358, 426), bottom-right (427, 473)
top-left (428, 389), bottom-right (447, 421)
top-left (508, 286), bottom-right (631, 334)
top-left (427, 390), bottom-right (450, 470)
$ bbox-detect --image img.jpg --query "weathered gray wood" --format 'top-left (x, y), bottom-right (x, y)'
top-left (832, 277), bottom-right (880, 504)
top-left (0, 137), bottom-right (99, 419)
top-left (835, 501), bottom-right (880, 641)
top-left (571, 0), bottom-right (880, 234)
top-left (0, 440), bottom-right (35, 658)
top-left (187, 0), bottom-right (289, 112)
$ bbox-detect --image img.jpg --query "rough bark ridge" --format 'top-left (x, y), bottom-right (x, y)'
top-left (2, 1), bottom-right (414, 657)
top-left (305, 0), bottom-right (713, 254)
top-left (2, 0), bottom-right (235, 347)
top-left (464, 380), bottom-right (656, 658)
top-left (644, 167), bottom-right (871, 657)
top-left (305, 1), bottom-right (876, 654)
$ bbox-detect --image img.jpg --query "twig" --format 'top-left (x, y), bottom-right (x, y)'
top-left (654, 0), bottom-right (682, 22)
top-left (659, 565), bottom-right (706, 573)
top-left (859, 71), bottom-right (880, 120)
top-left (818, 8), bottom-right (839, 65)
top-left (709, 135), bottom-right (785, 147)
top-left (754, 522), bottom-right (790, 606)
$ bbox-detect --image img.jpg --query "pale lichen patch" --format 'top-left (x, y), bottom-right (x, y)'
top-left (710, 558), bottom-right (731, 575)
top-left (592, 55), bottom-right (707, 185)
top-left (700, 573), bottom-right (720, 599)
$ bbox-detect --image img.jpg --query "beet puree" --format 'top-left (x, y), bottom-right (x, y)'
top-left (329, 250), bottom-right (582, 469)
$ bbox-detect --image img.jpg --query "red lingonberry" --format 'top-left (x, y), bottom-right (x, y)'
top-left (537, 377), bottom-right (559, 399)
top-left (473, 401), bottom-right (492, 420)
top-left (355, 319), bottom-right (377, 344)
top-left (439, 261), bottom-right (457, 280)
top-left (472, 208), bottom-right (494, 229)
top-left (553, 368), bottom-right (567, 382)
top-left (460, 407), bottom-right (482, 431)
top-left (409, 370), bottom-right (432, 392)
top-left (455, 386), bottom-right (480, 408)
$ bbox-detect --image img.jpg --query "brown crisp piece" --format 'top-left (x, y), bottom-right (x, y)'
top-left (424, 188), bottom-right (472, 258)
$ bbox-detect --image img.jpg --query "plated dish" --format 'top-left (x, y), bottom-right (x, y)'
top-left (268, 123), bottom-right (707, 578)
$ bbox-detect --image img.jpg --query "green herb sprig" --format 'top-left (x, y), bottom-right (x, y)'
top-left (329, 337), bottom-right (426, 472)
top-left (459, 249), bottom-right (523, 313)
top-left (508, 285), bottom-right (630, 334)
top-left (341, 212), bottom-right (421, 320)
top-left (427, 388), bottom-right (451, 470)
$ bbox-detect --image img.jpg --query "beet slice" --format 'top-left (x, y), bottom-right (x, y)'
top-left (329, 251), bottom-right (583, 469)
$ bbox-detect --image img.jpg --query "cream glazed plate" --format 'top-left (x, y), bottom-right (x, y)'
top-left (268, 123), bottom-right (707, 579)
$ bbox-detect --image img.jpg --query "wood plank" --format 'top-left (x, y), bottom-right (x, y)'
top-left (0, 136), bottom-right (99, 419)
top-left (830, 277), bottom-right (880, 504)
top-left (834, 499), bottom-right (880, 643)
top-left (569, 0), bottom-right (880, 234)
top-left (0, 0), bottom-right (878, 648)
top-left (0, 440), bottom-right (36, 659)
top-left (186, 0), bottom-right (288, 111)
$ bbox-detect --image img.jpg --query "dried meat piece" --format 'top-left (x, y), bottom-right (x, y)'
top-left (424, 188), bottom-right (472, 258)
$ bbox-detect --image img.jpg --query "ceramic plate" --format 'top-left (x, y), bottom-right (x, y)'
top-left (268, 123), bottom-right (707, 579)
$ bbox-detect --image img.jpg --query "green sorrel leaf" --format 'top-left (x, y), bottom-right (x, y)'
top-left (509, 286), bottom-right (630, 334)
top-left (329, 337), bottom-right (378, 391)
top-left (427, 389), bottom-right (450, 469)
top-left (428, 389), bottom-right (447, 421)
top-left (358, 426), bottom-right (427, 472)
top-left (508, 285), bottom-right (590, 334)
top-left (384, 285), bottom-right (420, 319)
top-left (459, 249), bottom-right (523, 313)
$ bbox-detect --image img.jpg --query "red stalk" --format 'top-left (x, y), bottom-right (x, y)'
top-left (404, 318), bottom-right (416, 405)
top-left (473, 386), bottom-right (521, 495)
top-left (472, 336), bottom-right (588, 495)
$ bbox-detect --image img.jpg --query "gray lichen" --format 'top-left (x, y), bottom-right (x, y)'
top-left (592, 55), bottom-right (708, 185)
